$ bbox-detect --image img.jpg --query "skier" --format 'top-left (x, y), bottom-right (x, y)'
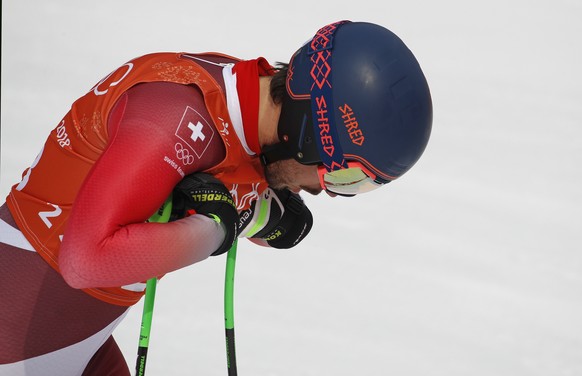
top-left (0, 21), bottom-right (432, 375)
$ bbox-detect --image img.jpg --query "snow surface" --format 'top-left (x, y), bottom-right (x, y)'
top-left (2, 1), bottom-right (581, 375)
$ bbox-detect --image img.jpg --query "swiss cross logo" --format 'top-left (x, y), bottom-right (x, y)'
top-left (175, 106), bottom-right (215, 158)
top-left (188, 121), bottom-right (205, 142)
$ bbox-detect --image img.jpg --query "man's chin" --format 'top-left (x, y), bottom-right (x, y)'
top-left (300, 186), bottom-right (323, 196)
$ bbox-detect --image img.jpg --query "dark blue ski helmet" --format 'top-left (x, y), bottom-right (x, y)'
top-left (261, 21), bottom-right (432, 183)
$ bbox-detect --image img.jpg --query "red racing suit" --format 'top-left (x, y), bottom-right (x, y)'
top-left (6, 52), bottom-right (273, 306)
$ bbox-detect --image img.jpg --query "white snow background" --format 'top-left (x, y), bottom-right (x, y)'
top-left (2, 1), bottom-right (581, 375)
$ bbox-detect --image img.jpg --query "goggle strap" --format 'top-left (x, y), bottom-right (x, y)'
top-left (308, 21), bottom-right (351, 173)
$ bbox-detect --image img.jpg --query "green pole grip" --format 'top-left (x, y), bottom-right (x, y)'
top-left (136, 196), bottom-right (172, 376)
top-left (139, 278), bottom-right (158, 347)
top-left (224, 240), bottom-right (238, 375)
top-left (224, 240), bottom-right (238, 330)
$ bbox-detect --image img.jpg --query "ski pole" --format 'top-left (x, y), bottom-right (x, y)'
top-left (224, 240), bottom-right (239, 376)
top-left (136, 278), bottom-right (157, 376)
top-left (136, 197), bottom-right (173, 376)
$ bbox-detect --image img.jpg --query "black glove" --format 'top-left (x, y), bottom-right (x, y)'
top-left (238, 188), bottom-right (313, 249)
top-left (172, 173), bottom-right (238, 256)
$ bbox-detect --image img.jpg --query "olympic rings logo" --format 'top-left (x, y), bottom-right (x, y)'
top-left (175, 143), bottom-right (195, 165)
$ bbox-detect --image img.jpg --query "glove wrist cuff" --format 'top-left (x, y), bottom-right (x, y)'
top-left (206, 212), bottom-right (238, 256)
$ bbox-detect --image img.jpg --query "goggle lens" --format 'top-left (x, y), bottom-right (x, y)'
top-left (318, 162), bottom-right (385, 196)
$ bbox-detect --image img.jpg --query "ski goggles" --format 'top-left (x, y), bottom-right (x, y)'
top-left (317, 161), bottom-right (388, 196)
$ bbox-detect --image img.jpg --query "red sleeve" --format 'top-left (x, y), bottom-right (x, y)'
top-left (60, 82), bottom-right (227, 289)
